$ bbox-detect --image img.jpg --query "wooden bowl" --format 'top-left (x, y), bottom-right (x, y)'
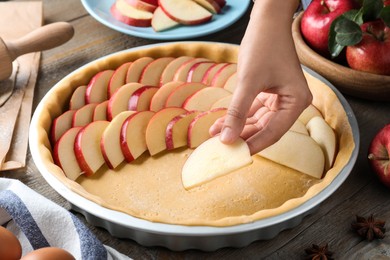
top-left (292, 12), bottom-right (390, 101)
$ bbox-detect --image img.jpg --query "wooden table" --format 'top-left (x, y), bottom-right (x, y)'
top-left (3, 0), bottom-right (390, 259)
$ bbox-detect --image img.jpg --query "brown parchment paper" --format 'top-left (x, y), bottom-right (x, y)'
top-left (0, 2), bottom-right (42, 170)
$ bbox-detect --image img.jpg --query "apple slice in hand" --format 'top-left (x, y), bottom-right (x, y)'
top-left (149, 81), bottom-right (184, 112)
top-left (159, 0), bottom-right (212, 25)
top-left (257, 130), bottom-right (325, 179)
top-left (85, 70), bottom-right (114, 104)
top-left (306, 116), bottom-right (336, 171)
top-left (139, 57), bottom-right (175, 86)
top-left (51, 110), bottom-right (76, 144)
top-left (53, 127), bottom-right (83, 181)
top-left (120, 110), bottom-right (155, 162)
top-left (145, 107), bottom-right (187, 155)
top-left (182, 87), bottom-right (231, 111)
top-left (101, 111), bottom-right (136, 169)
top-left (182, 136), bottom-right (253, 189)
top-left (188, 108), bottom-right (227, 148)
top-left (165, 110), bottom-right (201, 150)
top-left (74, 121), bottom-right (110, 176)
top-left (126, 57), bottom-right (154, 83)
top-left (108, 62), bottom-right (132, 98)
top-left (111, 0), bottom-right (153, 27)
top-left (152, 7), bottom-right (179, 32)
top-left (69, 85), bottom-right (86, 110)
top-left (128, 86), bottom-right (159, 111)
top-left (165, 82), bottom-right (207, 107)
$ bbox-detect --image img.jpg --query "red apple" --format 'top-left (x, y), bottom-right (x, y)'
top-left (301, 0), bottom-right (356, 56)
top-left (346, 20), bottom-right (390, 76)
top-left (368, 124), bottom-right (390, 188)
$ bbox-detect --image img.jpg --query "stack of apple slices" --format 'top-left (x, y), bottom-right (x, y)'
top-left (110, 0), bottom-right (226, 32)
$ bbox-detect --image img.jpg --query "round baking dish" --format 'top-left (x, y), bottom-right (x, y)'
top-left (29, 42), bottom-right (359, 251)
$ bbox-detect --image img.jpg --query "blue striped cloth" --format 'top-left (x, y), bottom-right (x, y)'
top-left (0, 179), bottom-right (130, 260)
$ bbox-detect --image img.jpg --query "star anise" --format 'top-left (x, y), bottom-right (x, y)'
top-left (351, 214), bottom-right (386, 241)
top-left (304, 243), bottom-right (334, 260)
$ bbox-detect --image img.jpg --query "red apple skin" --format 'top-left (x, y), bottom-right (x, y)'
top-left (346, 20), bottom-right (390, 76)
top-left (368, 124), bottom-right (390, 188)
top-left (300, 0), bottom-right (357, 56)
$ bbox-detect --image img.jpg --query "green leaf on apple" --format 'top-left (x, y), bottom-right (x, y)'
top-left (380, 6), bottom-right (390, 27)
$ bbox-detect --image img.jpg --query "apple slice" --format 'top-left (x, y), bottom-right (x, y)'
top-left (126, 57), bottom-right (154, 83)
top-left (85, 70), bottom-right (114, 104)
top-left (187, 61), bottom-right (215, 82)
top-left (152, 7), bottom-right (179, 32)
top-left (74, 121), bottom-right (110, 176)
top-left (214, 0), bottom-right (226, 8)
top-left (101, 111), bottom-right (136, 169)
top-left (173, 58), bottom-right (210, 82)
top-left (124, 0), bottom-right (157, 12)
top-left (120, 110), bottom-right (155, 162)
top-left (210, 94), bottom-right (232, 109)
top-left (182, 136), bottom-right (252, 189)
top-left (51, 110), bottom-right (76, 144)
top-left (72, 103), bottom-right (98, 127)
top-left (165, 110), bottom-right (201, 150)
top-left (69, 85), bottom-right (86, 110)
top-left (139, 57), bottom-right (175, 86)
top-left (110, 0), bottom-right (153, 27)
top-left (128, 86), bottom-right (159, 111)
top-left (159, 0), bottom-right (212, 25)
top-left (211, 63), bottom-right (237, 88)
top-left (165, 82), bottom-right (207, 108)
top-left (108, 62), bottom-right (132, 98)
top-left (306, 116), bottom-right (337, 171)
top-left (53, 127), bottom-right (83, 181)
top-left (201, 63), bottom-right (228, 85)
top-left (92, 100), bottom-right (108, 121)
top-left (298, 104), bottom-right (323, 124)
top-left (289, 119), bottom-right (309, 135)
top-left (160, 56), bottom-right (193, 85)
top-left (107, 82), bottom-right (144, 120)
top-left (223, 72), bottom-right (237, 93)
top-left (141, 0), bottom-right (158, 5)
top-left (149, 81), bottom-right (184, 112)
top-left (188, 108), bottom-right (227, 148)
top-left (183, 87), bottom-right (231, 111)
top-left (257, 130), bottom-right (325, 179)
top-left (145, 107), bottom-right (187, 155)
top-left (192, 0), bottom-right (221, 14)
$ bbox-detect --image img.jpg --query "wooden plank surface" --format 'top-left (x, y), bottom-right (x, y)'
top-left (3, 0), bottom-right (390, 259)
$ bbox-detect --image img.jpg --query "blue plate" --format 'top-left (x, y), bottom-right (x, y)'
top-left (81, 0), bottom-right (251, 40)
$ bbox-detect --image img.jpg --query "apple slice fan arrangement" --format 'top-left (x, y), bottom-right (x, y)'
top-left (110, 0), bottom-right (227, 32)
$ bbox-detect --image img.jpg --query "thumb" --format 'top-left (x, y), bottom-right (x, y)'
top-left (220, 87), bottom-right (256, 144)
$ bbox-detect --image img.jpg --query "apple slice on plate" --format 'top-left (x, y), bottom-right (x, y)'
top-left (165, 82), bottom-right (207, 108)
top-left (298, 104), bottom-right (323, 124)
top-left (152, 7), bottom-right (179, 32)
top-left (201, 63), bottom-right (228, 85)
top-left (74, 121), bottom-right (110, 176)
top-left (214, 0), bottom-right (226, 8)
top-left (92, 100), bottom-right (108, 121)
top-left (182, 87), bottom-right (231, 111)
top-left (72, 103), bottom-right (98, 127)
top-left (187, 62), bottom-right (215, 82)
top-left (139, 57), bottom-right (175, 86)
top-left (159, 0), bottom-right (212, 25)
top-left (306, 116), bottom-right (336, 171)
top-left (128, 86), bottom-right (159, 111)
top-left (108, 62), bottom-right (132, 98)
top-left (85, 70), bottom-right (114, 104)
top-left (188, 108), bottom-right (227, 148)
top-left (124, 0), bottom-right (157, 12)
top-left (223, 72), bottom-right (237, 93)
top-left (126, 57), bottom-right (154, 83)
top-left (107, 82), bottom-right (144, 120)
top-left (211, 63), bottom-right (237, 88)
top-left (51, 110), bottom-right (76, 144)
top-left (69, 85), bottom-right (86, 110)
top-left (173, 58), bottom-right (210, 82)
top-left (149, 81), bottom-right (184, 112)
top-left (120, 110), bottom-right (155, 162)
top-left (145, 107), bottom-right (187, 155)
top-left (53, 127), bottom-right (83, 181)
top-left (182, 136), bottom-right (252, 189)
top-left (110, 0), bottom-right (154, 27)
top-left (101, 111), bottom-right (136, 169)
top-left (160, 56), bottom-right (193, 85)
top-left (210, 95), bottom-right (232, 109)
top-left (192, 0), bottom-right (221, 13)
top-left (257, 130), bottom-right (325, 179)
top-left (165, 110), bottom-right (201, 150)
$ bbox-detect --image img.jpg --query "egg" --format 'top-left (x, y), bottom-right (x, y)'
top-left (21, 247), bottom-right (75, 260)
top-left (0, 225), bottom-right (22, 260)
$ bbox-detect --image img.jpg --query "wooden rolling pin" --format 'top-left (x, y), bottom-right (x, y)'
top-left (0, 22), bottom-right (74, 81)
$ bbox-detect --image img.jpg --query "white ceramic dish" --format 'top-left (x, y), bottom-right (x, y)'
top-left (81, 0), bottom-right (251, 40)
top-left (29, 42), bottom-right (359, 251)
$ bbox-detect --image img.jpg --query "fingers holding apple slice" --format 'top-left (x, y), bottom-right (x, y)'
top-left (182, 136), bottom-right (253, 189)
